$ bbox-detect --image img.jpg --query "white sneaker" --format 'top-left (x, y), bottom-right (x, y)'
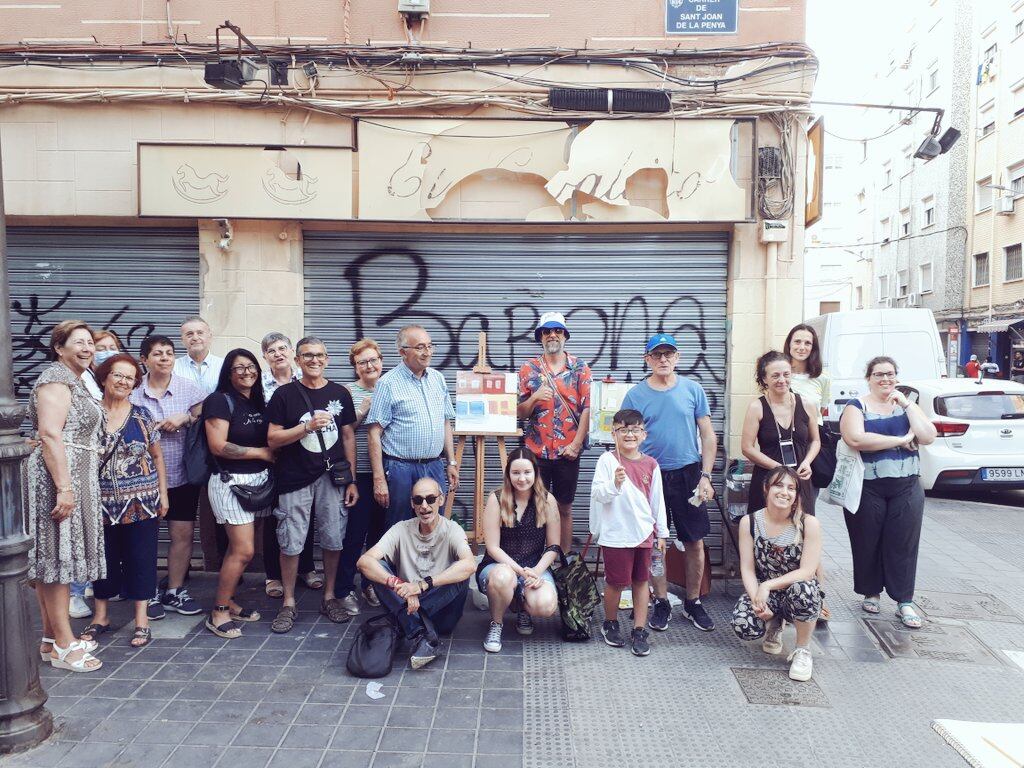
top-left (787, 647), bottom-right (813, 682)
top-left (84, 584), bottom-right (94, 598)
top-left (483, 621), bottom-right (503, 653)
top-left (761, 618), bottom-right (784, 655)
top-left (339, 591), bottom-right (361, 617)
top-left (69, 594), bottom-right (93, 619)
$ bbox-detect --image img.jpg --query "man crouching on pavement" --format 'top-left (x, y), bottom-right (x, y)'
top-left (358, 477), bottom-right (475, 669)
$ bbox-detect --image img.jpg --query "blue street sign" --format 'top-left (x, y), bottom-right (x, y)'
top-left (666, 0), bottom-right (739, 35)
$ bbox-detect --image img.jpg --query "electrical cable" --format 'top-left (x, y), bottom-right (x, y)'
top-left (805, 225), bottom-right (968, 249)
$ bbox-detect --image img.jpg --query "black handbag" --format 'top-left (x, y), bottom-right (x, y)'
top-left (811, 425), bottom-right (839, 489)
top-left (346, 613), bottom-right (400, 678)
top-left (209, 393), bottom-right (276, 511)
top-left (295, 384), bottom-right (354, 487)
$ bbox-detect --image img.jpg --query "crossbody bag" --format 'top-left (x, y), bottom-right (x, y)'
top-left (295, 385), bottom-right (354, 487)
top-left (210, 393), bottom-right (276, 512)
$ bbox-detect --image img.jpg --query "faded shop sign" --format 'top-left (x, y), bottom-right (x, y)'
top-left (666, 0), bottom-right (738, 35)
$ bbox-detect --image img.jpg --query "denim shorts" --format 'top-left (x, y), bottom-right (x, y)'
top-left (477, 562), bottom-right (555, 595)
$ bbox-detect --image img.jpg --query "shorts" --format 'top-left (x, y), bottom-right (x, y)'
top-left (274, 472), bottom-right (348, 555)
top-left (477, 562), bottom-right (555, 595)
top-left (165, 483), bottom-right (200, 523)
top-left (601, 545), bottom-right (653, 588)
top-left (208, 470), bottom-right (273, 526)
top-left (537, 456), bottom-right (582, 506)
top-left (662, 463), bottom-right (710, 544)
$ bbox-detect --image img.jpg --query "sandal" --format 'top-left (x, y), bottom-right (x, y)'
top-left (896, 602), bottom-right (923, 629)
top-left (271, 605), bottom-right (297, 634)
top-left (861, 596), bottom-right (881, 615)
top-left (265, 579), bottom-right (284, 599)
top-left (302, 571), bottom-right (325, 590)
top-left (50, 640), bottom-right (103, 673)
top-left (80, 623), bottom-right (113, 642)
top-left (230, 607), bottom-right (261, 623)
top-left (130, 626), bottom-right (152, 648)
top-left (320, 598), bottom-right (351, 624)
top-left (205, 606), bottom-right (242, 639)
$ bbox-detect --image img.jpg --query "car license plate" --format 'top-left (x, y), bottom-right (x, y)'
top-left (981, 468), bottom-right (1024, 481)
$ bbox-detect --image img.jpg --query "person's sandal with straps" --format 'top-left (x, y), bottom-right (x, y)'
top-left (265, 579), bottom-right (284, 598)
top-left (861, 596), bottom-right (881, 614)
top-left (320, 598), bottom-right (351, 624)
top-left (896, 602), bottom-right (923, 629)
top-left (50, 640), bottom-right (103, 673)
top-left (130, 626), bottom-right (152, 648)
top-left (302, 571), bottom-right (325, 590)
top-left (80, 623), bottom-right (113, 642)
top-left (272, 605), bottom-right (298, 634)
top-left (230, 606), bottom-right (261, 623)
top-left (205, 605), bottom-right (242, 639)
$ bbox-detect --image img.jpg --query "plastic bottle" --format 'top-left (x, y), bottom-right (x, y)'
top-left (650, 545), bottom-right (665, 578)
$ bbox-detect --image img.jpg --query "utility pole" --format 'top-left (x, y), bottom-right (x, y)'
top-left (0, 134), bottom-right (53, 753)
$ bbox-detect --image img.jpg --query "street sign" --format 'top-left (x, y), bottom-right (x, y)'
top-left (666, 0), bottom-right (739, 35)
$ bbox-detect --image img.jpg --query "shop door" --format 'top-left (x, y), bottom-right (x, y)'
top-left (304, 232), bottom-right (729, 564)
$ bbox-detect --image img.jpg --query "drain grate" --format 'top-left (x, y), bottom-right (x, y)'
top-left (915, 591), bottom-right (1021, 623)
top-left (730, 667), bottom-right (831, 708)
top-left (863, 618), bottom-right (1009, 667)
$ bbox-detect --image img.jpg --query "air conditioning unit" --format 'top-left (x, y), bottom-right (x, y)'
top-left (882, 297), bottom-right (894, 308)
top-left (996, 195), bottom-right (1015, 215)
top-left (907, 292), bottom-right (920, 306)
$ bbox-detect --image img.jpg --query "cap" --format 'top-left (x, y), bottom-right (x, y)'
top-left (534, 311), bottom-right (570, 342)
top-left (645, 333), bottom-right (678, 353)
top-left (970, 354), bottom-right (978, 361)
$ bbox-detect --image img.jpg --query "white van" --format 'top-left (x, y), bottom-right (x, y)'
top-left (805, 308), bottom-right (946, 428)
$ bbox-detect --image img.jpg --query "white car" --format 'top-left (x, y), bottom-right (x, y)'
top-left (897, 378), bottom-right (1024, 491)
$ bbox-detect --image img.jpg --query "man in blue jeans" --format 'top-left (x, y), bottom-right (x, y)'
top-left (366, 325), bottom-right (459, 528)
top-left (358, 478), bottom-right (476, 669)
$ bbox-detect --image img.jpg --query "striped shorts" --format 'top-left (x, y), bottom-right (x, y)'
top-left (208, 470), bottom-right (273, 526)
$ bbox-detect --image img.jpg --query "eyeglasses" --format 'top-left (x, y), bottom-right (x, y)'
top-left (647, 350), bottom-right (677, 360)
top-left (870, 371), bottom-right (897, 380)
top-left (613, 426), bottom-right (645, 435)
top-left (299, 352), bottom-right (328, 361)
top-left (356, 357), bottom-right (381, 368)
top-left (401, 344), bottom-right (436, 353)
top-left (412, 494), bottom-right (440, 506)
top-left (231, 364), bottom-right (258, 374)
top-left (541, 328), bottom-right (565, 336)
top-left (109, 373), bottom-right (136, 384)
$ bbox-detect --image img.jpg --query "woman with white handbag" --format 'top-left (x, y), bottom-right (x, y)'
top-left (838, 356), bottom-right (936, 628)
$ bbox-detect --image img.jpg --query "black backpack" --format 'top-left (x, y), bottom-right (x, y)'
top-left (184, 393), bottom-right (233, 486)
top-left (346, 614), bottom-right (400, 678)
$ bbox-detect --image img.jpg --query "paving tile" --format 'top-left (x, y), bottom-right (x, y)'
top-left (421, 755), bottom-right (472, 768)
top-left (282, 724), bottom-right (335, 749)
top-left (83, 717), bottom-right (149, 745)
top-left (475, 730), bottom-right (523, 755)
top-left (378, 727), bottom-right (429, 753)
top-left (54, 740), bottom-right (125, 767)
top-left (398, 669), bottom-right (444, 689)
top-left (320, 751), bottom-right (373, 768)
top-left (170, 648), bottom-right (218, 664)
top-left (484, 655), bottom-right (523, 671)
top-left (201, 700), bottom-right (257, 723)
top-left (163, 744), bottom-right (225, 768)
top-left (249, 700), bottom-right (303, 724)
top-left (266, 680), bottom-right (315, 701)
top-left (249, 650), bottom-right (296, 666)
top-left (5, 739), bottom-right (75, 767)
top-left (114, 699), bottom-right (167, 721)
top-left (443, 654), bottom-right (485, 671)
top-left (482, 671), bottom-right (523, 690)
top-left (187, 721), bottom-right (242, 746)
top-left (294, 703), bottom-right (345, 725)
top-left (386, 707), bottom-right (429, 728)
top-left (114, 741), bottom-right (175, 766)
top-left (331, 725), bottom-right (383, 751)
top-left (108, 662), bottom-right (163, 680)
top-left (49, 677), bottom-right (102, 697)
top-left (134, 646), bottom-right (180, 662)
top-left (220, 682), bottom-right (271, 701)
top-left (441, 670), bottom-right (482, 688)
top-left (266, 748), bottom-right (327, 768)
top-left (426, 728), bottom-right (476, 754)
top-left (479, 708), bottom-right (522, 731)
top-left (236, 665), bottom-right (282, 683)
top-left (307, 684), bottom-right (356, 705)
top-left (342, 705), bottom-right (390, 726)
top-left (134, 680), bottom-right (186, 700)
top-left (51, 716), bottom-right (99, 742)
top-left (473, 755), bottom-right (522, 768)
top-left (213, 746), bottom-right (273, 768)
top-left (430, 708), bottom-right (477, 731)
top-left (62, 696), bottom-right (122, 719)
top-left (159, 699), bottom-right (212, 722)
top-left (370, 753), bottom-right (424, 768)
top-left (478, 689), bottom-right (521, 708)
top-left (133, 719), bottom-right (189, 744)
top-left (175, 681), bottom-right (228, 701)
top-left (232, 723), bottom-right (288, 748)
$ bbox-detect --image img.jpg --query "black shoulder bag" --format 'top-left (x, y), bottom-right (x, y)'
top-left (210, 393), bottom-right (277, 512)
top-left (295, 384), bottom-right (354, 487)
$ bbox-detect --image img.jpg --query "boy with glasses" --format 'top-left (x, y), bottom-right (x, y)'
top-left (622, 333), bottom-right (718, 633)
top-left (590, 409), bottom-right (668, 656)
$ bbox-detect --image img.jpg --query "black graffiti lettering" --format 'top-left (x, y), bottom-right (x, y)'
top-left (502, 304), bottom-right (541, 369)
top-left (455, 313), bottom-right (491, 369)
top-left (606, 296), bottom-right (650, 371)
top-left (563, 305), bottom-right (609, 369)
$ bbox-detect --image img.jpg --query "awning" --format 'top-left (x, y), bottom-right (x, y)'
top-left (973, 317), bottom-right (1023, 333)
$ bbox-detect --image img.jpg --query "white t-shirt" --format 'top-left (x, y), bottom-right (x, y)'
top-left (375, 517), bottom-right (473, 583)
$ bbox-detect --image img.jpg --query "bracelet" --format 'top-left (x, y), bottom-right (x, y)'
top-left (57, 485), bottom-right (73, 494)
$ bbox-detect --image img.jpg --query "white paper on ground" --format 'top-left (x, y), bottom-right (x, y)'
top-left (365, 682), bottom-right (385, 700)
top-left (932, 719), bottom-right (1024, 768)
top-left (1004, 649), bottom-right (1024, 673)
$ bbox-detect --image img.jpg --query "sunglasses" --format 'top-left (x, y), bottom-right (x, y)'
top-left (412, 494), bottom-right (440, 506)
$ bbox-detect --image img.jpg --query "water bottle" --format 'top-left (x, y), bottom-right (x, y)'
top-left (650, 545), bottom-right (665, 578)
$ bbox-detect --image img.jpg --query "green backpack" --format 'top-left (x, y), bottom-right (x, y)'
top-left (552, 549), bottom-right (601, 642)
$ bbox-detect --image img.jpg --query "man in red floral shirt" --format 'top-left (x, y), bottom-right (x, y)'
top-left (517, 312), bottom-right (592, 551)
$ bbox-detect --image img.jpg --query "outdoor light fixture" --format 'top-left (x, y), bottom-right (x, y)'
top-left (204, 21), bottom-right (261, 90)
top-left (914, 122), bottom-right (961, 160)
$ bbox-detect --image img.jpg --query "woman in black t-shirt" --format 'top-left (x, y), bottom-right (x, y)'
top-left (204, 348), bottom-right (275, 638)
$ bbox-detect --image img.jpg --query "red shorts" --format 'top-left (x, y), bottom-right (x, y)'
top-left (601, 545), bottom-right (653, 588)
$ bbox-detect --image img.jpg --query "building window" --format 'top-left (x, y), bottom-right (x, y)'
top-left (977, 178), bottom-right (993, 211)
top-left (974, 253), bottom-right (990, 287)
top-left (1011, 163), bottom-right (1024, 197)
top-left (1007, 244), bottom-right (1023, 282)
top-left (982, 121), bottom-right (996, 137)
top-left (857, 190), bottom-right (866, 210)
top-left (922, 196), bottom-right (935, 227)
top-left (985, 42), bottom-right (998, 60)
top-left (878, 275), bottom-right (890, 300)
top-left (900, 208), bottom-right (911, 237)
top-left (928, 64), bottom-right (940, 92)
top-left (1017, 18), bottom-right (1024, 38)
top-left (881, 217), bottom-right (891, 243)
top-left (919, 262), bottom-right (933, 293)
top-left (897, 269), bottom-right (909, 297)
top-left (980, 101), bottom-right (995, 135)
top-left (1014, 85), bottom-right (1024, 119)
top-left (883, 162), bottom-right (893, 188)
top-left (855, 285), bottom-right (864, 309)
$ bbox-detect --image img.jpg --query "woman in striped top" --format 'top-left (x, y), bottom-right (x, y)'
top-left (839, 356), bottom-right (936, 628)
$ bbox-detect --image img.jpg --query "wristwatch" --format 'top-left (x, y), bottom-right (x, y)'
top-left (423, 576), bottom-right (434, 591)
top-left (700, 470), bottom-right (712, 480)
top-left (448, 460), bottom-right (458, 467)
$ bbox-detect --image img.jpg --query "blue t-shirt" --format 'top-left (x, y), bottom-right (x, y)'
top-left (621, 377), bottom-right (710, 471)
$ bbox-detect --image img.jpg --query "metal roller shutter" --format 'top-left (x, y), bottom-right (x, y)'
top-left (304, 232), bottom-right (729, 564)
top-left (7, 226), bottom-right (201, 399)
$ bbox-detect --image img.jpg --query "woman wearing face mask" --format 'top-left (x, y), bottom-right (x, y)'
top-left (839, 356), bottom-right (936, 628)
top-left (29, 320), bottom-right (105, 672)
top-left (204, 349), bottom-right (275, 638)
top-left (478, 448), bottom-right (560, 653)
top-left (732, 466), bottom-right (822, 682)
top-left (81, 353), bottom-right (168, 648)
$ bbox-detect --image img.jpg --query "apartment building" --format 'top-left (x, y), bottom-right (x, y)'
top-left (965, 1), bottom-right (1024, 371)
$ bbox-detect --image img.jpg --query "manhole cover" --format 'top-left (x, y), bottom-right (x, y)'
top-left (863, 618), bottom-right (1009, 667)
top-left (915, 591), bottom-right (1021, 624)
top-left (730, 667), bottom-right (831, 708)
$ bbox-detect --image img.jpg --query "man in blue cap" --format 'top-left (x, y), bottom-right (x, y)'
top-left (517, 311), bottom-right (592, 553)
top-left (622, 332), bottom-right (718, 632)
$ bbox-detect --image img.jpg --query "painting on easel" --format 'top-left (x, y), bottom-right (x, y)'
top-left (455, 371), bottom-right (518, 435)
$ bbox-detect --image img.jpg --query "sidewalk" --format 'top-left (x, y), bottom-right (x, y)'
top-left (9, 494), bottom-right (1024, 768)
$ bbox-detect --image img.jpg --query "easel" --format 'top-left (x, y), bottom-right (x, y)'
top-left (443, 332), bottom-right (521, 544)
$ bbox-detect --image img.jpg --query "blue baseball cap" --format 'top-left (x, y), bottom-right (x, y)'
top-left (645, 333), bottom-right (678, 353)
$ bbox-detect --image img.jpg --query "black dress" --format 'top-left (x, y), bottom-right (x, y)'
top-left (746, 393), bottom-right (816, 516)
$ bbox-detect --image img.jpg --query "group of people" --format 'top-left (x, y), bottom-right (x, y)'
top-left (26, 310), bottom-right (935, 681)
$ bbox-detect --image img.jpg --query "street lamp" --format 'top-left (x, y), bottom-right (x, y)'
top-left (0, 132), bottom-right (53, 752)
